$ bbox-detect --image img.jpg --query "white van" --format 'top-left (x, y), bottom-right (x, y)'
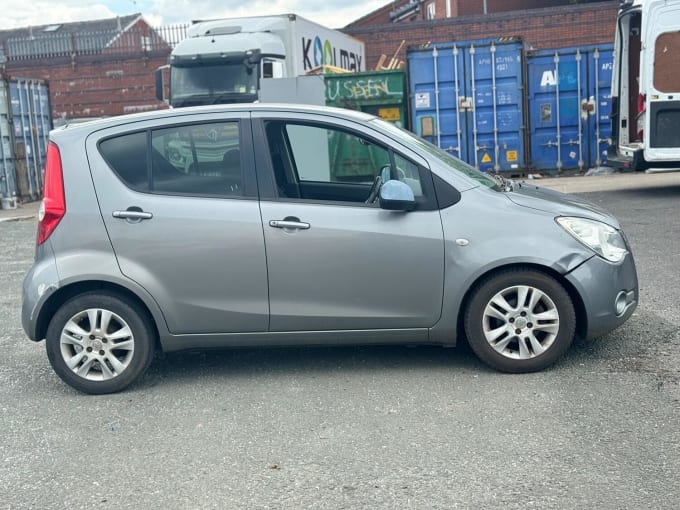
top-left (608, 0), bottom-right (680, 171)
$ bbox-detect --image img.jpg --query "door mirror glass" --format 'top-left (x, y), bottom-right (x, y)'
top-left (379, 180), bottom-right (416, 211)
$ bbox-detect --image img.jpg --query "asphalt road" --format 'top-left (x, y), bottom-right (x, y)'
top-left (1, 185), bottom-right (679, 509)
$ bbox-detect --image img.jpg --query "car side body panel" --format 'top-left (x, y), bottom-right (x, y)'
top-left (429, 187), bottom-right (598, 344)
top-left (260, 200), bottom-right (445, 331)
top-left (22, 104), bottom-right (638, 361)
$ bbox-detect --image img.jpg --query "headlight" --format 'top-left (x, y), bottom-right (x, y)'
top-left (556, 217), bottom-right (628, 263)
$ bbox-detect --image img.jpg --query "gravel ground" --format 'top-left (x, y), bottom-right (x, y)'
top-left (1, 185), bottom-right (679, 509)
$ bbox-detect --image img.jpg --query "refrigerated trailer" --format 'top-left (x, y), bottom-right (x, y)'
top-left (607, 0), bottom-right (680, 171)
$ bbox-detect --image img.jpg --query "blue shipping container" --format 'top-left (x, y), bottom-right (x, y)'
top-left (408, 39), bottom-right (525, 173)
top-left (0, 78), bottom-right (51, 201)
top-left (0, 81), bottom-right (16, 200)
top-left (527, 45), bottom-right (613, 171)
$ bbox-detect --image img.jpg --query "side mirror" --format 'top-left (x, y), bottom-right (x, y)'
top-left (379, 180), bottom-right (416, 211)
top-left (155, 68), bottom-right (165, 102)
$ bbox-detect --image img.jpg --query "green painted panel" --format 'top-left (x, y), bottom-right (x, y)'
top-left (325, 70), bottom-right (409, 129)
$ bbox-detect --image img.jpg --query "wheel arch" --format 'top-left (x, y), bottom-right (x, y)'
top-left (456, 262), bottom-right (588, 342)
top-left (35, 280), bottom-right (163, 350)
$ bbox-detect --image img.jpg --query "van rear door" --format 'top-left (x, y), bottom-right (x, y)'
top-left (643, 0), bottom-right (680, 164)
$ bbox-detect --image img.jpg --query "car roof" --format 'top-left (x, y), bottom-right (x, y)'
top-left (52, 103), bottom-right (377, 138)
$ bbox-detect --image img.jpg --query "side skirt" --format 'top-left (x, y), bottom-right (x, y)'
top-left (160, 328), bottom-right (450, 352)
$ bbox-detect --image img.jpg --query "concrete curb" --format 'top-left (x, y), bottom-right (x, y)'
top-left (0, 201), bottom-right (40, 223)
top-left (521, 171), bottom-right (680, 194)
top-left (0, 214), bottom-right (37, 223)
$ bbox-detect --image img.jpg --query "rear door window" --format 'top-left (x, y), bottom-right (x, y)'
top-left (99, 121), bottom-right (244, 197)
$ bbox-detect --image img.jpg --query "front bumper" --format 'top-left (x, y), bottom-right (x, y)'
top-left (565, 250), bottom-right (638, 340)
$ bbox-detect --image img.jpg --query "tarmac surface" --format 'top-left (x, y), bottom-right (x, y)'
top-left (1, 170), bottom-right (679, 508)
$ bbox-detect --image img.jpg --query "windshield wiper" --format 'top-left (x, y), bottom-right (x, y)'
top-left (492, 174), bottom-right (515, 192)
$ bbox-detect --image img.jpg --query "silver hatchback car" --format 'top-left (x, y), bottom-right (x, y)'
top-left (22, 104), bottom-right (638, 394)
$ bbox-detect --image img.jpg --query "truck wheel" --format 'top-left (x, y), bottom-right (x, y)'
top-left (45, 292), bottom-right (155, 394)
top-left (464, 269), bottom-right (576, 373)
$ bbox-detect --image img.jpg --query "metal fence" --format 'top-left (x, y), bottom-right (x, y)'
top-left (154, 24), bottom-right (189, 48)
top-left (1, 23), bottom-right (190, 61)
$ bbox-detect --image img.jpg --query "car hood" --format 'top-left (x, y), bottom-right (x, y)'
top-left (505, 182), bottom-right (620, 228)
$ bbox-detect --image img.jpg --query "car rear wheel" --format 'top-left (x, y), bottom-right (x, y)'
top-left (46, 292), bottom-right (155, 394)
top-left (464, 269), bottom-right (576, 373)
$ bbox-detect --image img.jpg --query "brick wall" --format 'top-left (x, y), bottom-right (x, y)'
top-left (346, 1), bottom-right (619, 69)
top-left (457, 0), bottom-right (572, 16)
top-left (4, 53), bottom-right (169, 122)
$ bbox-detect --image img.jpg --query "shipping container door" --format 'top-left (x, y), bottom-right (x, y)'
top-left (587, 46), bottom-right (613, 168)
top-left (11, 79), bottom-right (50, 199)
top-left (528, 46), bottom-right (613, 172)
top-left (0, 81), bottom-right (16, 199)
top-left (527, 48), bottom-right (588, 171)
top-left (462, 41), bottom-right (525, 172)
top-left (408, 40), bottom-right (525, 173)
top-left (409, 44), bottom-right (465, 160)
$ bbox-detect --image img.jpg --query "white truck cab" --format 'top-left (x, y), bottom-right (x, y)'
top-left (156, 14), bottom-right (365, 108)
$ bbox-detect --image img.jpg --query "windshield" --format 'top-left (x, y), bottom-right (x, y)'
top-left (170, 62), bottom-right (258, 106)
top-left (370, 118), bottom-right (500, 190)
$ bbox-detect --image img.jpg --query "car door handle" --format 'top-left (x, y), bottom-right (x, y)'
top-left (269, 219), bottom-right (310, 230)
top-left (112, 209), bottom-right (153, 221)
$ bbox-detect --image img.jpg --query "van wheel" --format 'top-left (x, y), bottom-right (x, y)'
top-left (45, 292), bottom-right (154, 394)
top-left (464, 269), bottom-right (576, 373)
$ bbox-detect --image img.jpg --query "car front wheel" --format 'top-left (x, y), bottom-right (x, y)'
top-left (46, 292), bottom-right (155, 394)
top-left (464, 269), bottom-right (576, 373)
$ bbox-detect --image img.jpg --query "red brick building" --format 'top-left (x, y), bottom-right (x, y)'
top-left (0, 4), bottom-right (621, 122)
top-left (348, 0), bottom-right (613, 24)
top-left (344, 0), bottom-right (619, 69)
top-left (0, 14), bottom-right (170, 123)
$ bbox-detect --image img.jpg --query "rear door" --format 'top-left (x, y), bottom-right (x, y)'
top-left (644, 0), bottom-right (680, 163)
top-left (86, 112), bottom-right (269, 335)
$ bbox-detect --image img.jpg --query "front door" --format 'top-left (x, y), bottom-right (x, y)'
top-left (255, 115), bottom-right (445, 331)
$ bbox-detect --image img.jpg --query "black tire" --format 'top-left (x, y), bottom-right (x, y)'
top-left (464, 269), bottom-right (576, 373)
top-left (45, 292), bottom-right (155, 394)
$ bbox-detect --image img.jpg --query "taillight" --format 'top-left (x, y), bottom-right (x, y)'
top-left (37, 142), bottom-right (66, 245)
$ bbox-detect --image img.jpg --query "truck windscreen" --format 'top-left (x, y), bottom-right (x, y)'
top-left (171, 62), bottom-right (258, 106)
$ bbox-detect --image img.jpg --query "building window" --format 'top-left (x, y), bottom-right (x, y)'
top-left (427, 2), bottom-right (436, 20)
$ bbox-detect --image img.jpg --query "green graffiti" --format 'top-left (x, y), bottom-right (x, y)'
top-left (323, 40), bottom-right (334, 66)
top-left (326, 77), bottom-right (403, 102)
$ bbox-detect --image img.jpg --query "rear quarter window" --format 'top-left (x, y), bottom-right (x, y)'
top-left (99, 132), bottom-right (148, 190)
